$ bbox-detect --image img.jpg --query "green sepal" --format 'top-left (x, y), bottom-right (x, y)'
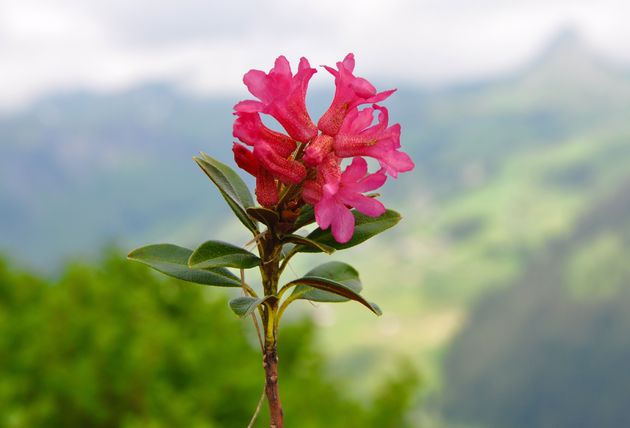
top-left (127, 244), bottom-right (241, 287)
top-left (188, 240), bottom-right (260, 269)
top-left (246, 207), bottom-right (279, 230)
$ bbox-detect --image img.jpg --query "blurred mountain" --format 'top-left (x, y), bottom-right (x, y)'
top-left (442, 180), bottom-right (630, 428)
top-left (1, 30), bottom-right (630, 421)
top-left (0, 85), bottom-right (241, 269)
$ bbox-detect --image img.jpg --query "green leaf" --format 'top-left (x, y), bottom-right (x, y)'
top-left (292, 204), bottom-right (315, 230)
top-left (188, 240), bottom-right (260, 269)
top-left (128, 244), bottom-right (241, 287)
top-left (229, 295), bottom-right (277, 318)
top-left (282, 234), bottom-right (335, 254)
top-left (246, 207), bottom-right (279, 230)
top-left (198, 152), bottom-right (254, 208)
top-left (297, 210), bottom-right (401, 253)
top-left (194, 154), bottom-right (258, 233)
top-left (292, 261), bottom-right (361, 302)
top-left (287, 276), bottom-right (381, 315)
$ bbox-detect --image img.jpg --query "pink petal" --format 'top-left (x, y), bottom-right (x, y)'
top-left (357, 170), bottom-right (387, 192)
top-left (253, 143), bottom-right (306, 184)
top-left (315, 196), bottom-right (336, 229)
top-left (331, 204), bottom-right (355, 243)
top-left (367, 89), bottom-right (396, 104)
top-left (340, 107), bottom-right (374, 135)
top-left (378, 150), bottom-right (415, 178)
top-left (233, 111), bottom-right (295, 156)
top-left (341, 157), bottom-right (368, 184)
top-left (323, 65), bottom-right (339, 78)
top-left (243, 70), bottom-right (271, 102)
top-left (343, 193), bottom-right (386, 217)
top-left (234, 100), bottom-right (264, 113)
top-left (351, 77), bottom-right (376, 98)
top-left (341, 53), bottom-right (355, 71)
top-left (232, 143), bottom-right (258, 176)
top-left (273, 55), bottom-right (291, 76)
top-left (298, 57), bottom-right (312, 72)
top-left (304, 134), bottom-right (334, 166)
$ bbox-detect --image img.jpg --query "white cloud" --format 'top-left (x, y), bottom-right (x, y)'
top-left (0, 0), bottom-right (629, 111)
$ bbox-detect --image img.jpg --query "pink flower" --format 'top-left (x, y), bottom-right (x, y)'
top-left (303, 134), bottom-right (334, 166)
top-left (233, 111), bottom-right (296, 157)
top-left (233, 139), bottom-right (306, 185)
top-left (334, 105), bottom-right (414, 178)
top-left (232, 109), bottom-right (306, 187)
top-left (232, 142), bottom-right (258, 176)
top-left (303, 156), bottom-right (387, 243)
top-left (233, 143), bottom-right (278, 207)
top-left (235, 56), bottom-right (318, 143)
top-left (256, 167), bottom-right (279, 207)
top-left (318, 53), bottom-right (396, 137)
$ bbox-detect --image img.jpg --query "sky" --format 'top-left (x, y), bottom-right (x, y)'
top-left (1, 0), bottom-right (629, 111)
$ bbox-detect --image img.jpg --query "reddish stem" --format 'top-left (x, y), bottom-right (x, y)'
top-left (263, 342), bottom-right (283, 427)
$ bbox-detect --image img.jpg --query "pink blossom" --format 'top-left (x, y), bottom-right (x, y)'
top-left (303, 156), bottom-right (387, 243)
top-left (232, 142), bottom-right (258, 177)
top-left (255, 167), bottom-right (279, 207)
top-left (334, 105), bottom-right (414, 178)
top-left (235, 56), bottom-right (318, 143)
top-left (233, 111), bottom-right (296, 157)
top-left (318, 53), bottom-right (395, 137)
top-left (232, 111), bottom-right (306, 186)
top-left (303, 134), bottom-right (334, 166)
top-left (253, 143), bottom-right (306, 184)
top-left (232, 140), bottom-right (306, 186)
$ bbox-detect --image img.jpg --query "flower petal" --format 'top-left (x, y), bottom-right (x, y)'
top-left (232, 143), bottom-right (258, 176)
top-left (340, 192), bottom-right (385, 217)
top-left (330, 204), bottom-right (355, 243)
top-left (341, 157), bottom-right (368, 184)
top-left (234, 100), bottom-right (264, 113)
top-left (315, 196), bottom-right (336, 230)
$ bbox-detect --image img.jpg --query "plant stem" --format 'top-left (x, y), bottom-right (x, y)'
top-left (263, 338), bottom-right (282, 427)
top-left (259, 231), bottom-right (284, 427)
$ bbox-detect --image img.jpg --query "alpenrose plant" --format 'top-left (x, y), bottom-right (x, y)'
top-left (128, 53), bottom-right (414, 427)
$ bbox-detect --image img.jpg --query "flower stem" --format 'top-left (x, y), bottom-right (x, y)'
top-left (263, 338), bottom-right (283, 427)
top-left (259, 231), bottom-right (284, 427)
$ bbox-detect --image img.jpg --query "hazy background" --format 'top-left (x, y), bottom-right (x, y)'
top-left (1, 1), bottom-right (630, 426)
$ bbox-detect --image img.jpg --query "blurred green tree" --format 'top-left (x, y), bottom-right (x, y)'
top-left (0, 254), bottom-right (419, 427)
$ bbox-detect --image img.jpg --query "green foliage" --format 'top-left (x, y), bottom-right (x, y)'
top-left (188, 240), bottom-right (260, 269)
top-left (246, 207), bottom-right (279, 230)
top-left (296, 210), bottom-right (401, 253)
top-left (292, 261), bottom-right (362, 303)
top-left (0, 254), bottom-right (419, 427)
top-left (193, 153), bottom-right (257, 233)
top-left (229, 295), bottom-right (276, 318)
top-left (369, 360), bottom-right (423, 428)
top-left (292, 204), bottom-right (315, 231)
top-left (281, 234), bottom-right (336, 254)
top-left (127, 244), bottom-right (241, 287)
top-left (288, 275), bottom-right (381, 316)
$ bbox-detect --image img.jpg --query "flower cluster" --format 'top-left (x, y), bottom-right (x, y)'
top-left (233, 54), bottom-right (414, 243)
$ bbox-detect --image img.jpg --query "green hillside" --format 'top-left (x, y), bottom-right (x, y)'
top-left (1, 30), bottom-right (630, 424)
top-left (442, 181), bottom-right (630, 428)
